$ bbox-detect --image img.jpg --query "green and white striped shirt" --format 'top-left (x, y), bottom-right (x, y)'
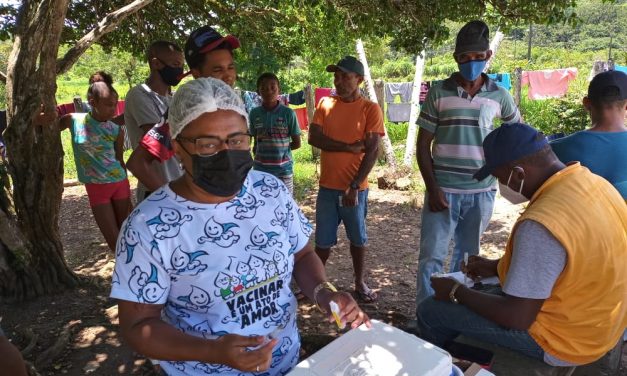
top-left (418, 73), bottom-right (521, 192)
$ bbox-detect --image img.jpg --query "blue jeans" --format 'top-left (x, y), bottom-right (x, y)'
top-left (416, 190), bottom-right (495, 303)
top-left (315, 187), bottom-right (369, 248)
top-left (416, 292), bottom-right (545, 361)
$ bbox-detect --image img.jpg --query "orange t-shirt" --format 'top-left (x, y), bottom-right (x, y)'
top-left (312, 96), bottom-right (384, 190)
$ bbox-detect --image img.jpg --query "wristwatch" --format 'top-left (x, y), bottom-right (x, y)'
top-left (313, 281), bottom-right (337, 310)
top-left (349, 181), bottom-right (359, 191)
top-left (449, 282), bottom-right (462, 304)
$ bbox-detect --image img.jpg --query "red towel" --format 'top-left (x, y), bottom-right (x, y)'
top-left (294, 107), bottom-right (309, 131)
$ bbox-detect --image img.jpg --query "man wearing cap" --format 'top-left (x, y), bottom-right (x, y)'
top-left (551, 70), bottom-right (627, 200)
top-left (417, 123), bottom-right (626, 370)
top-left (124, 40), bottom-right (185, 202)
top-left (308, 56), bottom-right (385, 302)
top-left (127, 26), bottom-right (241, 199)
top-left (415, 20), bottom-right (521, 303)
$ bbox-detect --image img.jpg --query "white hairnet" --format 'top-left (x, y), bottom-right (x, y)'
top-left (168, 77), bottom-right (248, 139)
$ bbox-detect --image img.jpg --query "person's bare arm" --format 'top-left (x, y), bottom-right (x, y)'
top-left (290, 134), bottom-right (301, 150)
top-left (126, 146), bottom-right (166, 191)
top-left (342, 132), bottom-right (380, 207)
top-left (308, 123), bottom-right (363, 153)
top-left (118, 300), bottom-right (276, 372)
top-left (417, 128), bottom-right (448, 211)
top-left (292, 244), bottom-right (370, 329)
top-left (0, 335), bottom-right (28, 376)
top-left (115, 127), bottom-right (127, 170)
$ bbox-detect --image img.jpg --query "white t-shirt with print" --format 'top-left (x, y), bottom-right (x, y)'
top-left (111, 171), bottom-right (313, 376)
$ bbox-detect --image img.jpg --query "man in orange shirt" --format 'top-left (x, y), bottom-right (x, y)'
top-left (309, 56), bottom-right (385, 302)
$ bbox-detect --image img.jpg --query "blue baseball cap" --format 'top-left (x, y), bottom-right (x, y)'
top-left (473, 123), bottom-right (548, 181)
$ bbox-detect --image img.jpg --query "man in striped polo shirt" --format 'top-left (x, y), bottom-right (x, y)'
top-left (415, 20), bottom-right (521, 304)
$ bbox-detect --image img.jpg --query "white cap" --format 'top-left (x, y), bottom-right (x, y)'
top-left (168, 77), bottom-right (248, 139)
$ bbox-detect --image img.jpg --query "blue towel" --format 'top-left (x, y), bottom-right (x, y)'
top-left (487, 73), bottom-right (512, 90)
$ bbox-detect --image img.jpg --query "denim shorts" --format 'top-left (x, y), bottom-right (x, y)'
top-left (315, 187), bottom-right (369, 248)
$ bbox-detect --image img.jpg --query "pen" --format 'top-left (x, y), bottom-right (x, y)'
top-left (329, 300), bottom-right (345, 329)
top-left (464, 252), bottom-right (469, 286)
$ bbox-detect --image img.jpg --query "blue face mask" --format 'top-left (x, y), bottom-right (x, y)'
top-left (458, 59), bottom-right (487, 81)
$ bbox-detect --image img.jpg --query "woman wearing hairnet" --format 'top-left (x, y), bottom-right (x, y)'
top-left (110, 78), bottom-right (370, 376)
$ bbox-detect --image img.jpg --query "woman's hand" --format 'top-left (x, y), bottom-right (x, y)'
top-left (318, 290), bottom-right (371, 329)
top-left (212, 334), bottom-right (277, 373)
top-left (461, 255), bottom-right (499, 281)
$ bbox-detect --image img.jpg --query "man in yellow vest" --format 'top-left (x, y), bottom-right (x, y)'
top-left (417, 123), bottom-right (626, 371)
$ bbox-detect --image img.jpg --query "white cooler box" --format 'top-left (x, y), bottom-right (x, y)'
top-left (288, 319), bottom-right (452, 376)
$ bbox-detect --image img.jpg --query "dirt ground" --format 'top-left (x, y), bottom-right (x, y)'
top-left (0, 175), bottom-right (624, 375)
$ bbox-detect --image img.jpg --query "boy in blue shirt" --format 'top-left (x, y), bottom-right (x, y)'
top-left (551, 70), bottom-right (627, 199)
top-left (249, 73), bottom-right (301, 194)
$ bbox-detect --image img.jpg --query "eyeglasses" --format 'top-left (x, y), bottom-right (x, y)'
top-left (177, 132), bottom-right (252, 157)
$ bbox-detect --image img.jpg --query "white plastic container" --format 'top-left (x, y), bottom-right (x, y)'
top-left (288, 320), bottom-right (452, 376)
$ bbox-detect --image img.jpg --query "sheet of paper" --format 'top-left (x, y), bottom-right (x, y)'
top-left (439, 271), bottom-right (500, 288)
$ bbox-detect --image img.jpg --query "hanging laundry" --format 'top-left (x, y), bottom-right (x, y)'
top-left (614, 65), bottom-right (627, 74)
top-left (386, 103), bottom-right (412, 123)
top-left (315, 87), bottom-right (336, 106)
top-left (288, 90), bottom-right (306, 106)
top-left (115, 100), bottom-right (126, 116)
top-left (487, 73), bottom-right (512, 91)
top-left (384, 82), bottom-right (413, 103)
top-left (294, 107), bottom-right (309, 131)
top-left (384, 82), bottom-right (413, 123)
top-left (521, 68), bottom-right (578, 100)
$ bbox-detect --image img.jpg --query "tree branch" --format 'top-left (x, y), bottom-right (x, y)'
top-left (0, 71), bottom-right (5, 83)
top-left (56, 0), bottom-right (156, 75)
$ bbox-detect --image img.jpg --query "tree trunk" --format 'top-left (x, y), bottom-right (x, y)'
top-left (0, 0), bottom-right (154, 300)
top-left (355, 39), bottom-right (397, 169)
top-left (403, 51), bottom-right (425, 166)
top-left (1, 0), bottom-right (77, 300)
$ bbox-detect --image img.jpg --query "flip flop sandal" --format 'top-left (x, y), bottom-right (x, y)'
top-left (354, 287), bottom-right (378, 303)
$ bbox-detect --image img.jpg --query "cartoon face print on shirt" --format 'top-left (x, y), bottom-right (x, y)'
top-left (253, 174), bottom-right (283, 198)
top-left (197, 217), bottom-right (240, 247)
top-left (273, 251), bottom-right (288, 275)
top-left (146, 207), bottom-right (192, 239)
top-left (264, 302), bottom-right (291, 329)
top-left (226, 186), bottom-right (264, 220)
top-left (248, 255), bottom-right (270, 283)
top-left (177, 285), bottom-right (212, 312)
top-left (167, 245), bottom-right (208, 275)
top-left (118, 213), bottom-right (141, 264)
top-left (188, 320), bottom-right (228, 339)
top-left (271, 337), bottom-right (294, 369)
top-left (297, 208), bottom-right (313, 237)
top-left (245, 226), bottom-right (282, 253)
top-left (128, 264), bottom-right (167, 303)
top-left (236, 261), bottom-right (255, 289)
top-left (271, 205), bottom-right (290, 229)
top-left (214, 272), bottom-right (237, 300)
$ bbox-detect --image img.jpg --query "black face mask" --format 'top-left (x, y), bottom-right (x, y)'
top-left (158, 64), bottom-right (184, 86)
top-left (182, 148), bottom-right (253, 197)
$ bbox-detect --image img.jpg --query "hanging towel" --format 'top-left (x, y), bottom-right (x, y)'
top-left (294, 107), bottom-right (309, 130)
top-left (487, 73), bottom-right (512, 90)
top-left (315, 87), bottom-right (336, 106)
top-left (521, 68), bottom-right (578, 100)
top-left (384, 82), bottom-right (413, 103)
top-left (387, 103), bottom-right (412, 123)
top-left (288, 90), bottom-right (306, 105)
